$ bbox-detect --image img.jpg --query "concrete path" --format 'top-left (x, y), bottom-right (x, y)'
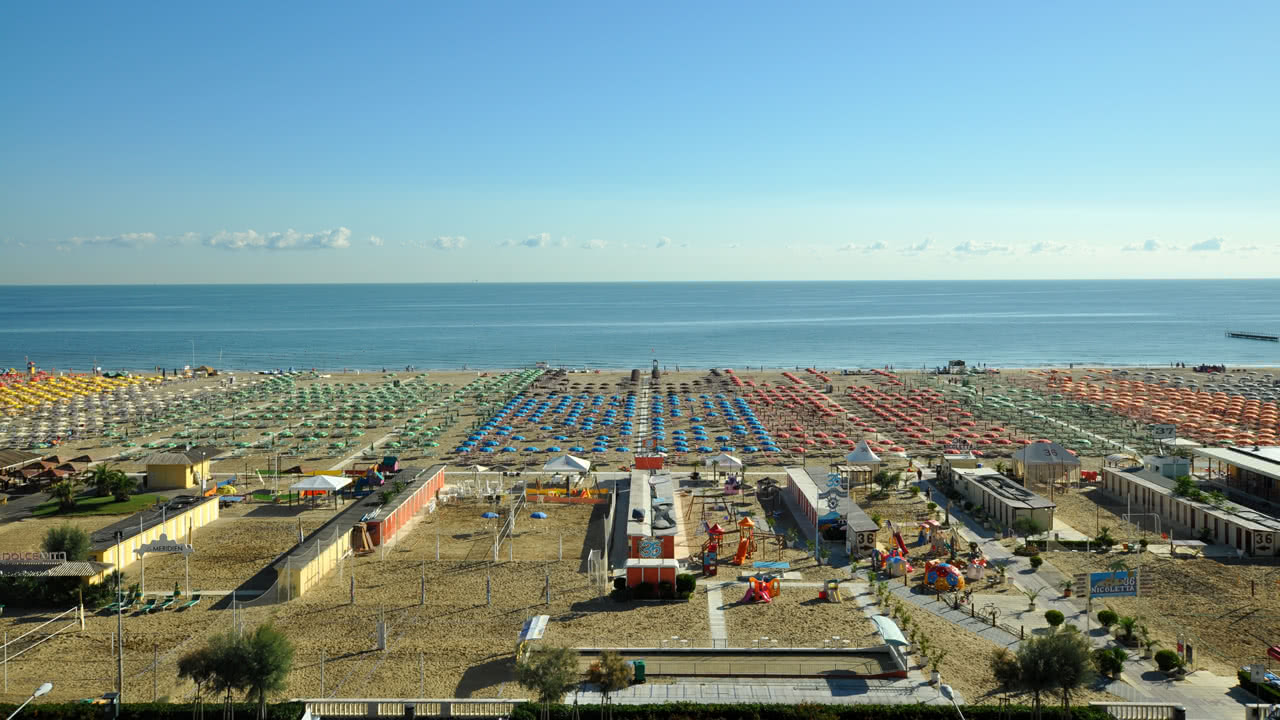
top-left (706, 582), bottom-right (728, 647)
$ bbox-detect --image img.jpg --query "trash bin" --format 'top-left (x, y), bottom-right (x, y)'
top-left (404, 703), bottom-right (416, 720)
top-left (1171, 706), bottom-right (1185, 720)
top-left (633, 659), bottom-right (646, 683)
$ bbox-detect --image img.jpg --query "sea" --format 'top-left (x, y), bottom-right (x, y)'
top-left (1, 280), bottom-right (1278, 373)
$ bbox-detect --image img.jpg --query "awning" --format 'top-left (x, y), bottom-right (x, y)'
top-left (870, 615), bottom-right (908, 647)
top-left (704, 453), bottom-right (743, 470)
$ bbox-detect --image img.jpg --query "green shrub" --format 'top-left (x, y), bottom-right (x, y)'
top-left (1154, 649), bottom-right (1182, 672)
top-left (1044, 610), bottom-right (1064, 628)
top-left (675, 573), bottom-right (697, 594)
top-left (658, 580), bottom-right (674, 598)
top-left (633, 582), bottom-right (656, 600)
top-left (510, 701), bottom-right (1116, 720)
top-left (1029, 556), bottom-right (1043, 570)
top-left (1097, 609), bottom-right (1119, 627)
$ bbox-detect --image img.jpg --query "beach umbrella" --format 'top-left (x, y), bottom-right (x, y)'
top-left (531, 511), bottom-right (548, 519)
top-left (481, 511), bottom-right (499, 519)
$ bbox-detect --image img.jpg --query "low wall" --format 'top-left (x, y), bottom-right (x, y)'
top-left (282, 524), bottom-right (352, 601)
top-left (367, 465), bottom-right (446, 546)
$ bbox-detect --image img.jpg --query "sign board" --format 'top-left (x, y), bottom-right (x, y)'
top-left (134, 533), bottom-right (194, 556)
top-left (1072, 573), bottom-right (1088, 596)
top-left (1089, 569), bottom-right (1141, 597)
top-left (1150, 424), bottom-right (1177, 440)
top-left (0, 551), bottom-right (66, 564)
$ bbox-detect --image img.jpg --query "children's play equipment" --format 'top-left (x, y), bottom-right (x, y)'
top-left (886, 519), bottom-right (911, 559)
top-left (741, 575), bottom-right (781, 603)
top-left (732, 516), bottom-right (755, 565)
top-left (822, 578), bottom-right (843, 603)
top-left (872, 544), bottom-right (914, 577)
top-left (917, 520), bottom-right (960, 558)
top-left (701, 523), bottom-right (725, 576)
top-left (355, 466), bottom-right (385, 495)
top-left (963, 556), bottom-right (989, 581)
top-left (924, 560), bottom-right (965, 593)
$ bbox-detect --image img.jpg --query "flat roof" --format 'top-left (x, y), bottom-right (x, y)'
top-left (90, 494), bottom-right (219, 551)
top-left (1103, 466), bottom-right (1280, 532)
top-left (1196, 446), bottom-right (1280, 482)
top-left (0, 449), bottom-right (43, 471)
top-left (787, 466), bottom-right (876, 531)
top-left (956, 468), bottom-right (1055, 510)
top-left (626, 470), bottom-right (677, 537)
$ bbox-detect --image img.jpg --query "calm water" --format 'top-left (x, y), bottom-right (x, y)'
top-left (1, 280), bottom-right (1278, 372)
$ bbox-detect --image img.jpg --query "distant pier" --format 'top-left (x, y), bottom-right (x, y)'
top-left (1226, 330), bottom-right (1279, 342)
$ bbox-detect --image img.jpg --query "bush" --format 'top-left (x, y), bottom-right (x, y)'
top-left (675, 573), bottom-right (697, 594)
top-left (1097, 609), bottom-right (1119, 627)
top-left (42, 524), bottom-right (92, 561)
top-left (1044, 610), bottom-right (1064, 628)
top-left (926, 501), bottom-right (938, 512)
top-left (1239, 669), bottom-right (1280, 703)
top-left (511, 701), bottom-right (1116, 720)
top-left (609, 587), bottom-right (632, 603)
top-left (1092, 647), bottom-right (1127, 679)
top-left (633, 582), bottom-right (656, 600)
top-left (1154, 649), bottom-right (1183, 672)
top-left (909, 486), bottom-right (921, 497)
top-left (613, 577), bottom-right (627, 591)
top-left (1029, 556), bottom-right (1044, 570)
top-left (658, 580), bottom-right (674, 598)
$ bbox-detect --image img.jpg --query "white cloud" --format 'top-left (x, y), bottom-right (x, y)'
top-left (1188, 236), bottom-right (1225, 252)
top-left (206, 227), bottom-right (351, 251)
top-left (837, 241), bottom-right (887, 252)
top-left (952, 240), bottom-right (1014, 256)
top-left (1123, 238), bottom-right (1166, 252)
top-left (864, 241), bottom-right (888, 252)
top-left (656, 236), bottom-right (671, 249)
top-left (581, 239), bottom-right (607, 250)
top-left (67, 232), bottom-right (159, 249)
top-left (1028, 241), bottom-right (1069, 254)
top-left (899, 238), bottom-right (933, 255)
top-left (431, 236), bottom-right (467, 250)
top-left (836, 243), bottom-right (857, 252)
top-left (507, 232), bottom-right (551, 249)
top-left (368, 235), bottom-right (384, 247)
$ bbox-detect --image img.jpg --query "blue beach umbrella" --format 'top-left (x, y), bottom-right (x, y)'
top-left (481, 511), bottom-right (499, 519)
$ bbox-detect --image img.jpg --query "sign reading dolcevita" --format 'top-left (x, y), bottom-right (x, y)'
top-left (0, 551), bottom-right (67, 563)
top-left (134, 533), bottom-right (194, 556)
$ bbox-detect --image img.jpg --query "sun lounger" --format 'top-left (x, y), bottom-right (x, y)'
top-left (179, 594), bottom-right (201, 610)
top-left (155, 596), bottom-right (175, 611)
top-left (136, 598), bottom-right (156, 614)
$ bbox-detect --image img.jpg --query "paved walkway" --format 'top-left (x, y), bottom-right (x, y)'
top-left (706, 582), bottom-right (728, 647)
top-left (914, 471), bottom-right (1256, 719)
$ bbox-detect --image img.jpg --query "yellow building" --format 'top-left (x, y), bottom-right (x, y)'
top-left (141, 446), bottom-right (221, 490)
top-left (88, 494), bottom-right (220, 582)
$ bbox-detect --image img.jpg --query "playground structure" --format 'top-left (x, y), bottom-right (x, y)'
top-left (917, 520), bottom-right (960, 558)
top-left (923, 559), bottom-right (965, 593)
top-left (872, 544), bottom-right (913, 577)
top-left (741, 574), bottom-right (782, 603)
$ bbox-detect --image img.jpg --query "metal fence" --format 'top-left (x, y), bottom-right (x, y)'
top-left (299, 698), bottom-right (525, 719)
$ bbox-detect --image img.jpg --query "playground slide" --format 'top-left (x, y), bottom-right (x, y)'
top-left (888, 522), bottom-right (910, 558)
top-left (733, 537), bottom-right (750, 565)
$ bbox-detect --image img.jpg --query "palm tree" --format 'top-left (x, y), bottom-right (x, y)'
top-left (45, 478), bottom-right (81, 512)
top-left (86, 462), bottom-right (122, 497)
top-left (106, 472), bottom-right (138, 502)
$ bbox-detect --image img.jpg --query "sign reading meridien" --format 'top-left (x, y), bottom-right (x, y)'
top-left (1089, 570), bottom-right (1139, 598)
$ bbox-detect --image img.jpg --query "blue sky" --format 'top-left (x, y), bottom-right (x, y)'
top-left (1, 2), bottom-right (1276, 282)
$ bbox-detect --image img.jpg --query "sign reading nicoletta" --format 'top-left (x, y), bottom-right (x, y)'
top-left (1089, 570), bottom-right (1139, 597)
top-left (134, 533), bottom-right (194, 556)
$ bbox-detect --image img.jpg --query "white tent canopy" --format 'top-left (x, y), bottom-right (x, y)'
top-left (543, 455), bottom-right (591, 473)
top-left (704, 453), bottom-right (743, 470)
top-left (1013, 441), bottom-right (1081, 466)
top-left (289, 475), bottom-right (351, 493)
top-left (845, 440), bottom-right (881, 465)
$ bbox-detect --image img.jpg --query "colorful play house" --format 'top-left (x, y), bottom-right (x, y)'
top-left (624, 470), bottom-right (680, 587)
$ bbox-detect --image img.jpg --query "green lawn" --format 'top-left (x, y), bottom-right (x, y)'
top-left (33, 493), bottom-right (161, 517)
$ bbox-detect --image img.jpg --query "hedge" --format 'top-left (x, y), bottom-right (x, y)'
top-left (1238, 669), bottom-right (1280, 703)
top-left (511, 702), bottom-right (1113, 720)
top-left (2, 703), bottom-right (305, 720)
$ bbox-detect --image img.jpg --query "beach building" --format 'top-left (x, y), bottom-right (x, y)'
top-left (141, 446), bottom-right (221, 490)
top-left (1142, 454), bottom-right (1191, 480)
top-left (938, 463), bottom-right (1055, 531)
top-left (87, 494), bottom-right (220, 583)
top-left (1195, 445), bottom-right (1280, 508)
top-left (1012, 441), bottom-right (1081, 488)
top-left (623, 470), bottom-right (679, 588)
top-left (1100, 465), bottom-right (1280, 555)
top-left (0, 449), bottom-right (45, 487)
top-left (784, 466), bottom-right (878, 555)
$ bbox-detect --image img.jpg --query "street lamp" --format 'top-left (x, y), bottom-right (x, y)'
top-left (6, 682), bottom-right (52, 720)
top-left (939, 684), bottom-right (966, 720)
top-left (190, 340), bottom-right (196, 369)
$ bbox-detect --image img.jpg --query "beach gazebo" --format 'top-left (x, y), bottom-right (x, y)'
top-left (704, 452), bottom-right (743, 483)
top-left (542, 454), bottom-right (591, 494)
top-left (289, 474), bottom-right (351, 508)
top-left (1012, 441), bottom-right (1081, 495)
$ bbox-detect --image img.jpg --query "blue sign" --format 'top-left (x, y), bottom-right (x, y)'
top-left (1089, 570), bottom-right (1139, 598)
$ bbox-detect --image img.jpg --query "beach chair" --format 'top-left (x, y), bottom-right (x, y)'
top-left (179, 594), bottom-right (201, 610)
top-left (155, 595), bottom-right (175, 611)
top-left (136, 598), bottom-right (156, 614)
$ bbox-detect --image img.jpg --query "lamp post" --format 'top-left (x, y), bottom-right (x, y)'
top-left (189, 340), bottom-right (196, 369)
top-left (939, 684), bottom-right (966, 720)
top-left (115, 530), bottom-right (124, 715)
top-left (6, 682), bottom-right (53, 720)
